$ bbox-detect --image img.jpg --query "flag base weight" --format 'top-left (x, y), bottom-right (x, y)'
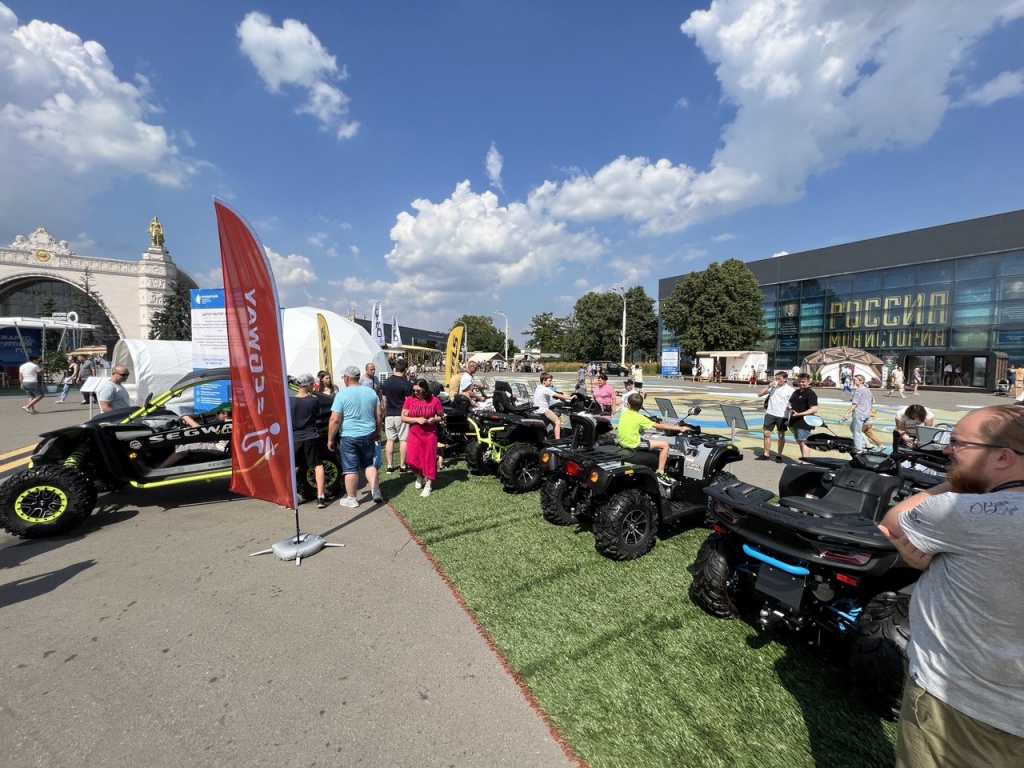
top-left (250, 533), bottom-right (344, 567)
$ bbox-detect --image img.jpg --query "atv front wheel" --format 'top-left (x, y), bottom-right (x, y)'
top-left (0, 465), bottom-right (97, 538)
top-left (298, 453), bottom-right (343, 501)
top-left (849, 591), bottom-right (911, 720)
top-left (539, 476), bottom-right (591, 525)
top-left (465, 440), bottom-right (492, 475)
top-left (593, 488), bottom-right (658, 560)
top-left (691, 533), bottom-right (742, 619)
top-left (498, 443), bottom-right (542, 493)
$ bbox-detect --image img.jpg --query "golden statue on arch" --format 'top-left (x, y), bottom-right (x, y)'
top-left (149, 216), bottom-right (165, 248)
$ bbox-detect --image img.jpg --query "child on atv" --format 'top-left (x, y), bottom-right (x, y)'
top-left (618, 392), bottom-right (691, 485)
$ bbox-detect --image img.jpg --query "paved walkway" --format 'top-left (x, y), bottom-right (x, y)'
top-left (0, 398), bottom-right (574, 768)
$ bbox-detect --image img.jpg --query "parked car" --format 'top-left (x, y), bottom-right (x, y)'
top-left (589, 360), bottom-right (628, 377)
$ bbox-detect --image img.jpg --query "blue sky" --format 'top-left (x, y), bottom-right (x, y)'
top-left (2, 1), bottom-right (1023, 348)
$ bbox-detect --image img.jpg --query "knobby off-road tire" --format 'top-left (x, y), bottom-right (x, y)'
top-left (849, 591), bottom-right (912, 720)
top-left (691, 532), bottom-right (742, 619)
top-left (593, 488), bottom-right (658, 561)
top-left (465, 440), bottom-right (491, 475)
top-left (498, 442), bottom-right (542, 494)
top-left (298, 453), bottom-right (342, 501)
top-left (539, 476), bottom-right (591, 526)
top-left (0, 465), bottom-right (98, 538)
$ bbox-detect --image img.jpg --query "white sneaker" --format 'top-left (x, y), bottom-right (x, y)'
top-left (414, 478), bottom-right (423, 490)
top-left (420, 485), bottom-right (431, 498)
top-left (371, 488), bottom-right (383, 502)
top-left (338, 496), bottom-right (359, 508)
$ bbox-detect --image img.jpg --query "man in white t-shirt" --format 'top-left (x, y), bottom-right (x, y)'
top-left (533, 374), bottom-right (571, 439)
top-left (19, 355), bottom-right (44, 414)
top-left (757, 371), bottom-right (795, 461)
top-left (895, 404), bottom-right (935, 448)
top-left (459, 360), bottom-right (485, 406)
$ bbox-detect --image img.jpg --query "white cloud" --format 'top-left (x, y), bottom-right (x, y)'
top-left (0, 4), bottom-right (197, 230)
top-left (339, 181), bottom-right (605, 326)
top-left (961, 69), bottom-right (1024, 106)
top-left (486, 141), bottom-right (504, 194)
top-left (712, 232), bottom-right (738, 242)
top-left (237, 12), bottom-right (359, 140)
top-left (264, 245), bottom-right (318, 306)
top-left (531, 0), bottom-right (1024, 235)
top-left (772, 250), bottom-right (789, 258)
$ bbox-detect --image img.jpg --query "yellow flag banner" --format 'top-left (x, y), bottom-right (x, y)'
top-left (444, 326), bottom-right (464, 386)
top-left (316, 313), bottom-right (333, 377)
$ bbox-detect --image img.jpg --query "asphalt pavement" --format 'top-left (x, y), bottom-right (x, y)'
top-left (0, 396), bottom-right (574, 768)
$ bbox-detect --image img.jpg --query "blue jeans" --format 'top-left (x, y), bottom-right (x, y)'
top-left (850, 415), bottom-right (867, 452)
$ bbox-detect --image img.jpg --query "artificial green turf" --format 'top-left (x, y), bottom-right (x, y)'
top-left (383, 467), bottom-right (897, 768)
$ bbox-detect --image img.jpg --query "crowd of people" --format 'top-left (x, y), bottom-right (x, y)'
top-left (18, 353), bottom-right (121, 414)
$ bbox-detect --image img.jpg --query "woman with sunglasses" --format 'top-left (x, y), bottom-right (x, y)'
top-left (317, 370), bottom-right (339, 396)
top-left (401, 378), bottom-right (444, 497)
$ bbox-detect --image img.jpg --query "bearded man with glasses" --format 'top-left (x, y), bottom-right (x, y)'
top-left (879, 404), bottom-right (1024, 767)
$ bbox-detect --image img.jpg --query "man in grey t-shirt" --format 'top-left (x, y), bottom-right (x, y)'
top-left (842, 375), bottom-right (873, 452)
top-left (880, 405), bottom-right (1024, 766)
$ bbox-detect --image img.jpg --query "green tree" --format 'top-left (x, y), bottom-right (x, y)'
top-left (452, 314), bottom-right (504, 355)
top-left (623, 286), bottom-right (658, 362)
top-left (523, 312), bottom-right (568, 354)
top-left (570, 293), bottom-right (620, 361)
top-left (661, 259), bottom-right (766, 356)
top-left (149, 279), bottom-right (193, 341)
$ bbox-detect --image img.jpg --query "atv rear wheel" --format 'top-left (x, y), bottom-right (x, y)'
top-left (465, 440), bottom-right (493, 475)
top-left (498, 442), bottom-right (542, 493)
top-left (0, 465), bottom-right (97, 538)
top-left (539, 476), bottom-right (591, 525)
top-left (691, 532), bottom-right (742, 619)
top-left (593, 488), bottom-right (658, 560)
top-left (849, 591), bottom-right (911, 720)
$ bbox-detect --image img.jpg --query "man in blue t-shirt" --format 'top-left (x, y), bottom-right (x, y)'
top-left (328, 365), bottom-right (383, 508)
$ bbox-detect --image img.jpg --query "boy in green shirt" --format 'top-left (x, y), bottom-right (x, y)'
top-left (618, 392), bottom-right (691, 485)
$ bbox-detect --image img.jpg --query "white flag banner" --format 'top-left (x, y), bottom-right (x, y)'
top-left (391, 314), bottom-right (403, 349)
top-left (371, 302), bottom-right (385, 348)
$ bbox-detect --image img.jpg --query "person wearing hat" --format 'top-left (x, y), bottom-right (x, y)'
top-left (291, 373), bottom-right (327, 508)
top-left (327, 365), bottom-right (383, 507)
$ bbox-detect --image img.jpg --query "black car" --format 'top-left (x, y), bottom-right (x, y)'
top-left (590, 360), bottom-right (628, 377)
top-left (0, 368), bottom-right (339, 539)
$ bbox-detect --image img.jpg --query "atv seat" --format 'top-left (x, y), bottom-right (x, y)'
top-left (493, 380), bottom-right (535, 415)
top-left (569, 413), bottom-right (598, 447)
top-left (779, 466), bottom-right (902, 521)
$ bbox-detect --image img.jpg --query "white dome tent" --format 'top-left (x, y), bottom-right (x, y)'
top-left (282, 307), bottom-right (392, 383)
top-left (112, 338), bottom-right (194, 405)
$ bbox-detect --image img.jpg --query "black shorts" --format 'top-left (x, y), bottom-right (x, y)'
top-left (763, 414), bottom-right (789, 433)
top-left (295, 438), bottom-right (324, 469)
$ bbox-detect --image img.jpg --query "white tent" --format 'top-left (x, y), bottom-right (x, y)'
top-left (282, 307), bottom-right (392, 382)
top-left (112, 339), bottom-right (194, 404)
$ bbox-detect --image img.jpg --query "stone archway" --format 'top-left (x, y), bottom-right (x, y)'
top-left (0, 227), bottom-right (196, 345)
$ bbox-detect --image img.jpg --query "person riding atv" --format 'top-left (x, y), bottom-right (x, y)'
top-left (465, 380), bottom-right (613, 493)
top-left (538, 401), bottom-right (742, 560)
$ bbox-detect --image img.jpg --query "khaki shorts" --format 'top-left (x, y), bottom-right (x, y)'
top-left (897, 677), bottom-right (1024, 768)
top-left (384, 415), bottom-right (409, 442)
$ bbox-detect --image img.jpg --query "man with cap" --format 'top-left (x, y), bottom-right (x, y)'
top-left (291, 373), bottom-right (327, 508)
top-left (328, 365), bottom-right (383, 507)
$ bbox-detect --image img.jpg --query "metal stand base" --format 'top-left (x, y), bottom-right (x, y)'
top-left (250, 533), bottom-right (344, 567)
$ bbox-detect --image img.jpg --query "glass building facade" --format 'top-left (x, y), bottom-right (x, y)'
top-left (659, 209), bottom-right (1024, 388)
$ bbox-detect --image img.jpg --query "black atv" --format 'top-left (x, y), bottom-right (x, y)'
top-left (692, 424), bottom-right (949, 719)
top-left (465, 381), bottom-right (613, 494)
top-left (539, 406), bottom-right (743, 561)
top-left (0, 368), bottom-right (340, 539)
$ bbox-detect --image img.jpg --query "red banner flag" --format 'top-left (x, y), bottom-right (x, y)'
top-left (214, 200), bottom-right (297, 510)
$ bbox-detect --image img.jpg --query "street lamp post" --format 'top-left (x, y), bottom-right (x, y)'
top-left (457, 322), bottom-right (469, 364)
top-left (494, 310), bottom-right (509, 363)
top-left (609, 286), bottom-right (627, 367)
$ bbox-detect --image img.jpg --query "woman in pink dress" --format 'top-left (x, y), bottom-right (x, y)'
top-left (401, 378), bottom-right (444, 497)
